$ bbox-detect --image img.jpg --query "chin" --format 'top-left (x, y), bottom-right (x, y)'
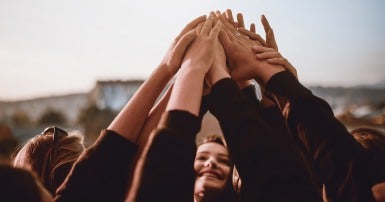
top-left (195, 176), bottom-right (226, 194)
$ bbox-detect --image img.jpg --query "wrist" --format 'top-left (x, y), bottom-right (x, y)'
top-left (158, 63), bottom-right (175, 80)
top-left (206, 66), bottom-right (230, 87)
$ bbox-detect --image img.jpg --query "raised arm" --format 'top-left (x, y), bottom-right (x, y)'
top-left (108, 15), bottom-right (206, 143)
top-left (55, 16), bottom-right (205, 202)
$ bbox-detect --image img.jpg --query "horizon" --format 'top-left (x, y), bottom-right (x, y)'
top-left (1, 0), bottom-right (385, 101)
top-left (1, 78), bottom-right (385, 102)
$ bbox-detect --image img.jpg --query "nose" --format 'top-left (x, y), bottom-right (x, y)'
top-left (204, 158), bottom-right (217, 168)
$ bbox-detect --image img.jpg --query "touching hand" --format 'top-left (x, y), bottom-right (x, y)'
top-left (252, 46), bottom-right (297, 79)
top-left (205, 38), bottom-right (230, 87)
top-left (160, 15), bottom-right (206, 77)
top-left (180, 17), bottom-right (222, 75)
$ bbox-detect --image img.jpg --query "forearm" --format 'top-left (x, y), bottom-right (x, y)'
top-left (108, 64), bottom-right (173, 143)
top-left (166, 67), bottom-right (205, 116)
top-left (265, 71), bottom-right (366, 201)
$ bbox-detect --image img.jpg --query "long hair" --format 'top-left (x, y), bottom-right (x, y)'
top-left (13, 130), bottom-right (84, 195)
top-left (197, 134), bottom-right (238, 202)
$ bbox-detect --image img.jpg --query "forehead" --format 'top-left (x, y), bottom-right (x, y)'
top-left (196, 142), bottom-right (229, 156)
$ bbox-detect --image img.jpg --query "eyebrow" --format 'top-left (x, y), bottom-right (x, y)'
top-left (196, 151), bottom-right (229, 157)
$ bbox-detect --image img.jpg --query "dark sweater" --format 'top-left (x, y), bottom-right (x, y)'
top-left (265, 71), bottom-right (382, 202)
top-left (208, 78), bottom-right (321, 202)
top-left (55, 130), bottom-right (138, 202)
top-left (128, 110), bottom-right (201, 202)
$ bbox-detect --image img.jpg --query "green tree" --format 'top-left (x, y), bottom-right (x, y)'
top-left (77, 104), bottom-right (116, 146)
top-left (38, 108), bottom-right (67, 126)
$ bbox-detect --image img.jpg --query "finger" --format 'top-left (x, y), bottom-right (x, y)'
top-left (267, 58), bottom-right (298, 78)
top-left (236, 13), bottom-right (245, 28)
top-left (201, 17), bottom-right (214, 36)
top-left (210, 11), bottom-right (219, 22)
top-left (171, 29), bottom-right (197, 65)
top-left (195, 22), bottom-right (204, 35)
top-left (256, 52), bottom-right (282, 60)
top-left (251, 45), bottom-right (276, 53)
top-left (176, 15), bottom-right (206, 41)
top-left (219, 12), bottom-right (237, 32)
top-left (267, 29), bottom-right (278, 51)
top-left (225, 9), bottom-right (235, 25)
top-left (250, 23), bottom-right (256, 33)
top-left (219, 29), bottom-right (233, 49)
top-left (209, 21), bottom-right (222, 39)
top-left (238, 28), bottom-right (266, 45)
top-left (261, 15), bottom-right (272, 35)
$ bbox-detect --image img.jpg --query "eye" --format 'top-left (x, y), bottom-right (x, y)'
top-left (195, 154), bottom-right (207, 161)
top-left (218, 158), bottom-right (232, 166)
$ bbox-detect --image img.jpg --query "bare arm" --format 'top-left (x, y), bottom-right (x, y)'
top-left (107, 15), bottom-right (206, 143)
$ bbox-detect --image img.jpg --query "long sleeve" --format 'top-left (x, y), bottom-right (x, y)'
top-left (265, 71), bottom-right (374, 202)
top-left (55, 130), bottom-right (138, 202)
top-left (128, 110), bottom-right (201, 202)
top-left (209, 78), bottom-right (321, 202)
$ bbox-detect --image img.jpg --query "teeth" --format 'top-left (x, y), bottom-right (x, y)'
top-left (203, 173), bottom-right (218, 178)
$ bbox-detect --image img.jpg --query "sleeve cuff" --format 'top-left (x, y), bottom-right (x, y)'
top-left (265, 71), bottom-right (312, 100)
top-left (158, 110), bottom-right (201, 138)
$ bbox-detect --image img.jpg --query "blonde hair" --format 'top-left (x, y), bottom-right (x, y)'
top-left (13, 130), bottom-right (84, 195)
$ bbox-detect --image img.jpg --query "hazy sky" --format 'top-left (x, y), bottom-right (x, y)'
top-left (1, 0), bottom-right (385, 101)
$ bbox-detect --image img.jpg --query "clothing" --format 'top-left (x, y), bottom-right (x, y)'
top-left (129, 78), bottom-right (320, 202)
top-left (55, 130), bottom-right (138, 202)
top-left (208, 78), bottom-right (321, 202)
top-left (128, 110), bottom-right (201, 202)
top-left (265, 71), bottom-right (384, 202)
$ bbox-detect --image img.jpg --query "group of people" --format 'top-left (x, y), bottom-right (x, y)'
top-left (2, 9), bottom-right (385, 202)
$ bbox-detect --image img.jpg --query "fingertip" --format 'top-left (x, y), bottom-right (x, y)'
top-left (251, 45), bottom-right (261, 51)
top-left (250, 23), bottom-right (256, 33)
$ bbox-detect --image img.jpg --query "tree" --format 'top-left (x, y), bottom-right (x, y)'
top-left (38, 108), bottom-right (67, 126)
top-left (11, 110), bottom-right (33, 127)
top-left (77, 104), bottom-right (116, 146)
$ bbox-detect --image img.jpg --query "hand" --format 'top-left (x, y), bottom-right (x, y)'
top-left (160, 15), bottom-right (206, 77)
top-left (205, 39), bottom-right (230, 87)
top-left (252, 46), bottom-right (298, 79)
top-left (180, 17), bottom-right (222, 75)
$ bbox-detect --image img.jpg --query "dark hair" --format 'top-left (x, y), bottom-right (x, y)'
top-left (197, 134), bottom-right (238, 201)
top-left (0, 162), bottom-right (44, 202)
top-left (13, 131), bottom-right (84, 195)
top-left (199, 134), bottom-right (227, 147)
top-left (351, 127), bottom-right (385, 155)
top-left (351, 127), bottom-right (385, 184)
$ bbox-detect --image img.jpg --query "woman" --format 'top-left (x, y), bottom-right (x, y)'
top-left (13, 127), bottom-right (84, 196)
top-left (194, 135), bottom-right (237, 202)
top-left (12, 14), bottom-right (206, 201)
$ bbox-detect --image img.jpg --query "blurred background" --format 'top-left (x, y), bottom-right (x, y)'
top-left (1, 0), bottom-right (384, 159)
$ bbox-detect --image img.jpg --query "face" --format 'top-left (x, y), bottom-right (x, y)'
top-left (194, 142), bottom-right (232, 197)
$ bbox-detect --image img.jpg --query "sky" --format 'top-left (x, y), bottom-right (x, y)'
top-left (1, 0), bottom-right (385, 101)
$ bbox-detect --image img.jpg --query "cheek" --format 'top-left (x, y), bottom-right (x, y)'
top-left (194, 161), bottom-right (202, 173)
top-left (221, 166), bottom-right (232, 180)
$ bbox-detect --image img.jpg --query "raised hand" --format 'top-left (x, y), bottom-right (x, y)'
top-left (181, 17), bottom-right (222, 74)
top-left (218, 15), bottom-right (284, 85)
top-left (252, 46), bottom-right (298, 78)
top-left (205, 36), bottom-right (230, 88)
top-left (160, 15), bottom-right (206, 77)
top-left (167, 18), bottom-right (222, 116)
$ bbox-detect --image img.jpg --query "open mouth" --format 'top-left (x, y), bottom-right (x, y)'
top-left (200, 170), bottom-right (222, 180)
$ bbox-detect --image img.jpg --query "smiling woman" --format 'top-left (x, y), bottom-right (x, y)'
top-left (194, 135), bottom-right (237, 202)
